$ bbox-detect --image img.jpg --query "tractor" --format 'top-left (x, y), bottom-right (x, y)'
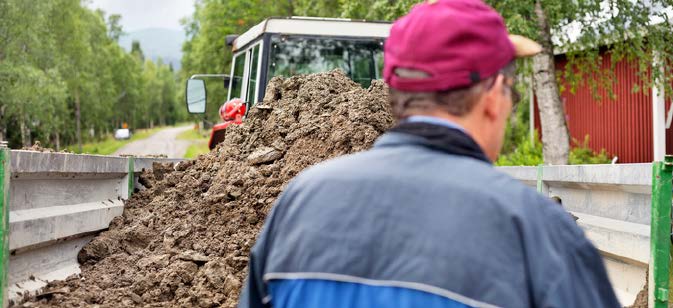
top-left (185, 17), bottom-right (391, 149)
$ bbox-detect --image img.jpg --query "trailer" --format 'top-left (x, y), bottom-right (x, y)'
top-left (0, 144), bottom-right (667, 306)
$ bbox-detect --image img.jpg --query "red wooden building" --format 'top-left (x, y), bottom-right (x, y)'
top-left (533, 52), bottom-right (673, 163)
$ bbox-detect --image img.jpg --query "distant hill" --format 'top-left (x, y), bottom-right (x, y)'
top-left (119, 28), bottom-right (184, 70)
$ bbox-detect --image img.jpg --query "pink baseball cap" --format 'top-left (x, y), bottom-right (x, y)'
top-left (384, 0), bottom-right (542, 92)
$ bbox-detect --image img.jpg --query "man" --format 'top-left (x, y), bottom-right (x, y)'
top-left (240, 0), bottom-right (620, 307)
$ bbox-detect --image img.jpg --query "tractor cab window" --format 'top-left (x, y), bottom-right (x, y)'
top-left (268, 36), bottom-right (384, 88)
top-left (228, 42), bottom-right (263, 105)
top-left (229, 54), bottom-right (246, 100)
top-left (246, 44), bottom-right (261, 105)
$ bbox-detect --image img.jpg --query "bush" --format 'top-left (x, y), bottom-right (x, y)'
top-left (496, 133), bottom-right (611, 166)
top-left (496, 132), bottom-right (543, 166)
top-left (569, 136), bottom-right (612, 164)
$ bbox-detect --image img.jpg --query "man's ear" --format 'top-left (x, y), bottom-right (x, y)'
top-left (483, 75), bottom-right (504, 121)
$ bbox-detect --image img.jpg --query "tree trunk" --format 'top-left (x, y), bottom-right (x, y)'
top-left (20, 117), bottom-right (29, 148)
top-left (510, 98), bottom-right (519, 128)
top-left (533, 0), bottom-right (570, 165)
top-left (75, 88), bottom-right (82, 153)
top-left (54, 132), bottom-right (60, 152)
top-left (0, 105), bottom-right (5, 142)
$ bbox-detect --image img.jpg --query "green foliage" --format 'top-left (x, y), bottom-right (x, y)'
top-left (338, 0), bottom-right (418, 20)
top-left (131, 41), bottom-right (145, 61)
top-left (500, 85), bottom-right (531, 156)
top-left (569, 136), bottom-right (611, 165)
top-left (184, 142), bottom-right (210, 159)
top-left (177, 127), bottom-right (207, 141)
top-left (496, 133), bottom-right (544, 166)
top-left (0, 0), bottom-right (184, 150)
top-left (497, 133), bottom-right (612, 166)
top-left (177, 127), bottom-right (209, 159)
top-left (484, 0), bottom-right (673, 99)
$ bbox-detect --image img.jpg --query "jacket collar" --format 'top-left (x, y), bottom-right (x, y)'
top-left (374, 122), bottom-right (491, 164)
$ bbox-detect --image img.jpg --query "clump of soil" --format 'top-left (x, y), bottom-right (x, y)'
top-left (16, 70), bottom-right (393, 307)
top-left (137, 162), bottom-right (176, 189)
top-left (20, 141), bottom-right (58, 153)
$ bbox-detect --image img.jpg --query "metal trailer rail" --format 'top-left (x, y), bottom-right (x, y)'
top-left (499, 161), bottom-right (672, 307)
top-left (0, 149), bottom-right (183, 305)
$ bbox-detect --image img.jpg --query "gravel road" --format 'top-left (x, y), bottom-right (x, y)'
top-left (113, 125), bottom-right (193, 158)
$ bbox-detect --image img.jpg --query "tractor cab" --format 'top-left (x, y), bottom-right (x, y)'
top-left (186, 17), bottom-right (391, 149)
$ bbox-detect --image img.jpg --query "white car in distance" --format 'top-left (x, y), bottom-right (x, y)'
top-left (114, 128), bottom-right (131, 140)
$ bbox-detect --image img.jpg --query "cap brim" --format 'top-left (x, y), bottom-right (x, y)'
top-left (509, 34), bottom-right (542, 58)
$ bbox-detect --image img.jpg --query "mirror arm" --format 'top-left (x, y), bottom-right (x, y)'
top-left (190, 74), bottom-right (231, 83)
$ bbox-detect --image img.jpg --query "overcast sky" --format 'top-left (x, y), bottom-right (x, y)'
top-left (88, 0), bottom-right (196, 32)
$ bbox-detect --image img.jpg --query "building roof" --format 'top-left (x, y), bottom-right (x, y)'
top-left (233, 17), bottom-right (392, 51)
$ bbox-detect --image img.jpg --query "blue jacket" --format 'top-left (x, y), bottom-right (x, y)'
top-left (239, 124), bottom-right (620, 308)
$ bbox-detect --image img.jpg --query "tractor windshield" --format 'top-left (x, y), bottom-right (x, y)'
top-left (268, 36), bottom-right (384, 88)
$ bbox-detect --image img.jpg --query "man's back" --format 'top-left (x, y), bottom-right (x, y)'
top-left (240, 131), bottom-right (620, 308)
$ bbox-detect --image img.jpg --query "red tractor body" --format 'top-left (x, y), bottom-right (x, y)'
top-left (208, 99), bottom-right (246, 149)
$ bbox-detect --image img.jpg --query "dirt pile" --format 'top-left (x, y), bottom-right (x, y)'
top-left (20, 141), bottom-right (63, 153)
top-left (16, 70), bottom-right (393, 307)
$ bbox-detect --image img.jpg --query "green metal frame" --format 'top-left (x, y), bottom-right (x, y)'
top-left (127, 157), bottom-right (134, 198)
top-left (0, 148), bottom-right (9, 307)
top-left (650, 155), bottom-right (673, 308)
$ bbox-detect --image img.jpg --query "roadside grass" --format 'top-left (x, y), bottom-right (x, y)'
top-left (177, 128), bottom-right (206, 141)
top-left (179, 127), bottom-right (210, 159)
top-left (66, 127), bottom-right (162, 155)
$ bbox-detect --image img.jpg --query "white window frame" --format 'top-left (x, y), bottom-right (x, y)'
top-left (247, 41), bottom-right (264, 105)
top-left (228, 51), bottom-right (247, 101)
top-left (228, 40), bottom-right (264, 105)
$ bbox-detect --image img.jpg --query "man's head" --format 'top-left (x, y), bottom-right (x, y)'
top-left (383, 0), bottom-right (541, 161)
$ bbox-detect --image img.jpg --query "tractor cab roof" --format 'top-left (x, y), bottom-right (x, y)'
top-left (232, 17), bottom-right (392, 51)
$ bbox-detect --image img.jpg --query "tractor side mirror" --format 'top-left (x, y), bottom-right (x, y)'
top-left (185, 79), bottom-right (207, 114)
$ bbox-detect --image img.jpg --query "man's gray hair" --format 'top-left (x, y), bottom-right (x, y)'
top-left (389, 82), bottom-right (488, 119)
top-left (389, 62), bottom-right (517, 119)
